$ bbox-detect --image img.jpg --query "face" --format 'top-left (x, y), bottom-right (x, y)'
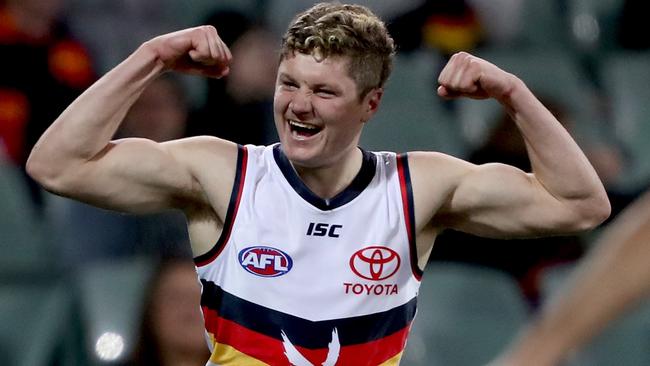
top-left (120, 78), bottom-right (187, 142)
top-left (151, 263), bottom-right (206, 354)
top-left (273, 53), bottom-right (381, 169)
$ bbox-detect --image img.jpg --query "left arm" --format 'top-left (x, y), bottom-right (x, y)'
top-left (412, 52), bottom-right (610, 238)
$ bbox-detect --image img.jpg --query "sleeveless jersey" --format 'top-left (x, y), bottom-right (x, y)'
top-left (195, 144), bottom-right (422, 366)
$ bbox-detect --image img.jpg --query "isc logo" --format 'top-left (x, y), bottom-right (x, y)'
top-left (306, 222), bottom-right (342, 238)
top-left (238, 246), bottom-right (293, 277)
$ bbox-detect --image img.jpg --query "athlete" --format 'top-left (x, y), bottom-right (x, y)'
top-left (491, 188), bottom-right (650, 366)
top-left (27, 3), bottom-right (610, 365)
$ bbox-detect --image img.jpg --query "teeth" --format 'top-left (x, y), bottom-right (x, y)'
top-left (289, 120), bottom-right (319, 130)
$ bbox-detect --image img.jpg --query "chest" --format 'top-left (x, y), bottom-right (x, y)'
top-left (230, 175), bottom-right (408, 280)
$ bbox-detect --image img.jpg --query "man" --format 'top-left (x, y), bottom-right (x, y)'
top-left (492, 188), bottom-right (650, 366)
top-left (27, 3), bottom-right (609, 365)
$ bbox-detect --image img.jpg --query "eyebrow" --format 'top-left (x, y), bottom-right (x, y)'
top-left (277, 73), bottom-right (339, 91)
top-left (277, 72), bottom-right (295, 81)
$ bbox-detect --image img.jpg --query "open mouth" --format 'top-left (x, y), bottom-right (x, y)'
top-left (288, 120), bottom-right (322, 139)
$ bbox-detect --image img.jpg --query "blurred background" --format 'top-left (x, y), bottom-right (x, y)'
top-left (1, 0), bottom-right (649, 365)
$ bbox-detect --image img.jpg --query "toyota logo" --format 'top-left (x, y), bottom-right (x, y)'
top-left (349, 246), bottom-right (401, 281)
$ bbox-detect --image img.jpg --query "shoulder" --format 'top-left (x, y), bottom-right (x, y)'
top-left (163, 135), bottom-right (238, 155)
top-left (366, 150), bottom-right (475, 191)
top-left (400, 151), bottom-right (480, 229)
top-left (167, 137), bottom-right (258, 230)
top-left (162, 136), bottom-right (240, 207)
top-left (161, 136), bottom-right (239, 171)
top-left (406, 151), bottom-right (476, 184)
top-left (406, 150), bottom-right (525, 205)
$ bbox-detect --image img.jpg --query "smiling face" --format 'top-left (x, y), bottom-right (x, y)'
top-left (274, 53), bottom-right (381, 169)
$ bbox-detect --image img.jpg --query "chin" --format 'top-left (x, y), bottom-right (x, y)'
top-left (282, 144), bottom-right (322, 168)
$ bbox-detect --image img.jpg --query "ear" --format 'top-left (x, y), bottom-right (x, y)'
top-left (361, 88), bottom-right (383, 123)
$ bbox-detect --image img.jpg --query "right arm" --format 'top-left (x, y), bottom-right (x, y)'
top-left (27, 26), bottom-right (233, 214)
top-left (492, 189), bottom-right (650, 366)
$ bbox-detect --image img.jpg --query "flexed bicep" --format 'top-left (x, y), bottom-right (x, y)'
top-left (51, 137), bottom-right (202, 213)
top-left (408, 152), bottom-right (592, 239)
top-left (27, 26), bottom-right (236, 214)
top-left (436, 162), bottom-right (596, 238)
top-left (428, 52), bottom-right (609, 237)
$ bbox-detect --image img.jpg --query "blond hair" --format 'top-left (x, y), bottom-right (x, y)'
top-left (281, 2), bottom-right (395, 99)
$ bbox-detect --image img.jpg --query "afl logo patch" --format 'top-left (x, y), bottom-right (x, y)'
top-left (239, 246), bottom-right (293, 277)
top-left (350, 246), bottom-right (400, 281)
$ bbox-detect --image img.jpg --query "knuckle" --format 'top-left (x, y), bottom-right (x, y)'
top-left (454, 51), bottom-right (470, 61)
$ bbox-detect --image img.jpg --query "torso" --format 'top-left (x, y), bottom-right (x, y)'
top-left (193, 144), bottom-right (424, 366)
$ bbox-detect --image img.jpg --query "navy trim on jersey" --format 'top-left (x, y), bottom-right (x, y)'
top-left (397, 153), bottom-right (423, 280)
top-left (201, 279), bottom-right (417, 348)
top-left (195, 145), bottom-right (248, 267)
top-left (273, 144), bottom-right (377, 211)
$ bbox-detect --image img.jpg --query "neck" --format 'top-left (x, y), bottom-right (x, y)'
top-left (293, 147), bottom-right (363, 199)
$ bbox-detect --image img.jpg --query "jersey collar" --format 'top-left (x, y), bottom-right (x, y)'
top-left (273, 144), bottom-right (377, 211)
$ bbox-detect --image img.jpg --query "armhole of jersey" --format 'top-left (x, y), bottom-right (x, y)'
top-left (195, 145), bottom-right (248, 267)
top-left (396, 153), bottom-right (423, 281)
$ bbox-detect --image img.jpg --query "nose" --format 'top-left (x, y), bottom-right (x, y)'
top-left (289, 88), bottom-right (313, 116)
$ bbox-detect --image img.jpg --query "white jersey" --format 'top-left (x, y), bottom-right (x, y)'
top-left (195, 144), bottom-right (422, 366)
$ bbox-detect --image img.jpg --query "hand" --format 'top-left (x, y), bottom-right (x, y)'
top-left (146, 26), bottom-right (232, 78)
top-left (437, 52), bottom-right (517, 102)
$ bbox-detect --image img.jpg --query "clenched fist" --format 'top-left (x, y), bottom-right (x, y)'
top-left (145, 26), bottom-right (232, 79)
top-left (437, 52), bottom-right (519, 102)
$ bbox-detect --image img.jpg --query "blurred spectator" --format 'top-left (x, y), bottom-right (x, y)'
top-left (0, 0), bottom-right (95, 206)
top-left (64, 0), bottom-right (182, 74)
top-left (466, 0), bottom-right (523, 46)
top-left (388, 0), bottom-right (484, 56)
top-left (386, 0), bottom-right (487, 109)
top-left (54, 76), bottom-right (192, 267)
top-left (115, 75), bottom-right (188, 142)
top-left (129, 258), bottom-right (209, 366)
top-left (187, 9), bottom-right (278, 145)
top-left (583, 140), bottom-right (641, 226)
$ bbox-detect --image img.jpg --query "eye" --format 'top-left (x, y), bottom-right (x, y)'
top-left (280, 79), bottom-right (298, 89)
top-left (316, 89), bottom-right (336, 97)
